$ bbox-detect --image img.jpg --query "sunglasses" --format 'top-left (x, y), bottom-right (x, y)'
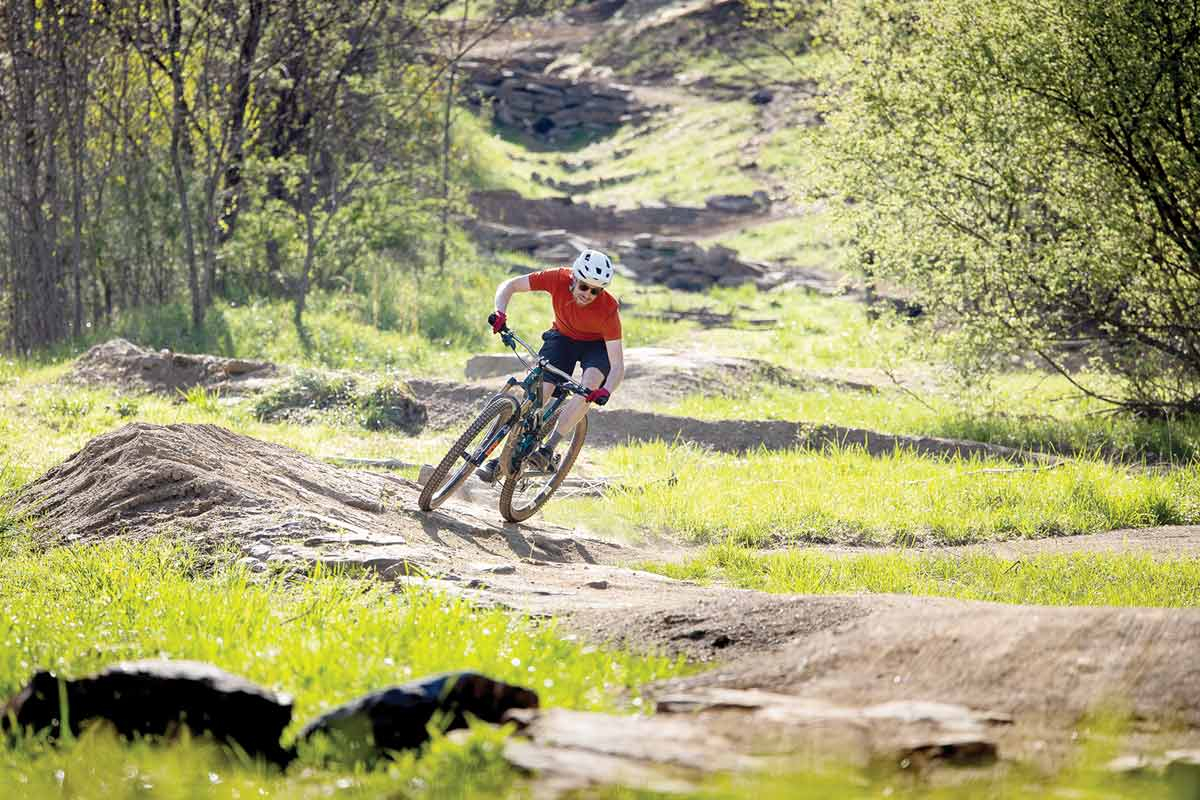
top-left (575, 282), bottom-right (604, 297)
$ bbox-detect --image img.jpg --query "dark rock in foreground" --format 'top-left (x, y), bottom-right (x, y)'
top-left (297, 672), bottom-right (538, 758)
top-left (2, 660), bottom-right (293, 765)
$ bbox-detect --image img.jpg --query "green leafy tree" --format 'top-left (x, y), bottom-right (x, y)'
top-left (822, 0), bottom-right (1200, 417)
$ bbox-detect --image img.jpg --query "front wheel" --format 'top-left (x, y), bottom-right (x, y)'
top-left (499, 412), bottom-right (588, 523)
top-left (419, 395), bottom-right (520, 512)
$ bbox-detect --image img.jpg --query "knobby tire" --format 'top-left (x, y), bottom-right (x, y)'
top-left (498, 412), bottom-right (588, 523)
top-left (418, 395), bottom-right (520, 512)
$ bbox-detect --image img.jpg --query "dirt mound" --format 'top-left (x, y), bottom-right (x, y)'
top-left (254, 371), bottom-right (428, 434)
top-left (12, 423), bottom-right (626, 570)
top-left (68, 338), bottom-right (277, 395)
top-left (14, 422), bottom-right (392, 545)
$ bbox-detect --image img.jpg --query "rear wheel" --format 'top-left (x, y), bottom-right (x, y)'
top-left (498, 412), bottom-right (588, 523)
top-left (418, 395), bottom-right (520, 512)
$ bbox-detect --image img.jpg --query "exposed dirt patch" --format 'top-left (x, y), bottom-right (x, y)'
top-left (645, 594), bottom-right (1200, 762)
top-left (412, 368), bottom-right (1049, 462)
top-left (956, 525), bottom-right (1200, 559)
top-left (462, 345), bottom-right (807, 404)
top-left (586, 410), bottom-right (1050, 461)
top-left (566, 592), bottom-right (871, 663)
top-left (67, 338), bottom-right (278, 396)
top-left (468, 189), bottom-right (773, 239)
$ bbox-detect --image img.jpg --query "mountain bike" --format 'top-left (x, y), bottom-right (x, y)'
top-left (418, 316), bottom-right (591, 522)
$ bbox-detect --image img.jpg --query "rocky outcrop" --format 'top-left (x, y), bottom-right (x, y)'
top-left (296, 672), bottom-right (538, 759)
top-left (464, 188), bottom-right (782, 290)
top-left (2, 660), bottom-right (294, 766)
top-left (461, 54), bottom-right (654, 142)
top-left (612, 233), bottom-right (771, 289)
top-left (469, 189), bottom-right (771, 237)
top-left (465, 220), bottom-right (785, 291)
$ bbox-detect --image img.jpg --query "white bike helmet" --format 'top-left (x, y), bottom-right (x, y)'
top-left (571, 249), bottom-right (614, 288)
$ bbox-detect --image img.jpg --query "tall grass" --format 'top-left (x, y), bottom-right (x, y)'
top-left (647, 544), bottom-right (1200, 607)
top-left (554, 442), bottom-right (1200, 546)
top-left (1, 725), bottom-right (518, 800)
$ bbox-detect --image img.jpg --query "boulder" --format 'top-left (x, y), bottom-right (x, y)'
top-left (1, 660), bottom-right (294, 766)
top-left (750, 88), bottom-right (774, 105)
top-left (460, 54), bottom-right (652, 141)
top-left (704, 192), bottom-right (771, 214)
top-left (296, 672), bottom-right (538, 758)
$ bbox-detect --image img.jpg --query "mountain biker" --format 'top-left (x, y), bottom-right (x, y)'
top-left (476, 249), bottom-right (624, 483)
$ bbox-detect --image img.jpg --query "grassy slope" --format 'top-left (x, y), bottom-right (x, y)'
top-left (461, 96), bottom-right (760, 207)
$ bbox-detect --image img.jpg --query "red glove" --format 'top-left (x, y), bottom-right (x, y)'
top-left (586, 387), bottom-right (610, 405)
top-left (489, 310), bottom-right (507, 334)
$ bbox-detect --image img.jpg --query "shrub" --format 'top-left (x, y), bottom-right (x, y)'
top-left (358, 379), bottom-right (427, 433)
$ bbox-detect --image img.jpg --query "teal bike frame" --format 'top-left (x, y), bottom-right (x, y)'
top-left (489, 323), bottom-right (590, 475)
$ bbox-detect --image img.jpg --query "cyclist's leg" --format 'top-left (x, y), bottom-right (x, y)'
top-left (537, 329), bottom-right (576, 410)
top-left (550, 367), bottom-right (603, 437)
top-left (549, 338), bottom-right (609, 438)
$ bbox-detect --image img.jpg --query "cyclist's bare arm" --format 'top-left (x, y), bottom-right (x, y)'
top-left (604, 339), bottom-right (625, 394)
top-left (494, 275), bottom-right (532, 313)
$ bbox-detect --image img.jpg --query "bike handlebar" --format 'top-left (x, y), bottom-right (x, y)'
top-left (488, 313), bottom-right (591, 397)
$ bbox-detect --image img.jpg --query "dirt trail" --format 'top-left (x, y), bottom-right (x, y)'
top-left (15, 422), bottom-right (1200, 789)
top-left (413, 372), bottom-right (1053, 463)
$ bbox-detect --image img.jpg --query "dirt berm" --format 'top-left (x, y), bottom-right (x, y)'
top-left (414, 377), bottom-right (1049, 462)
top-left (13, 423), bottom-right (1200, 787)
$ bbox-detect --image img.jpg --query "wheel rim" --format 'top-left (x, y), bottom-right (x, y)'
top-left (502, 415), bottom-right (586, 519)
top-left (423, 399), bottom-right (515, 510)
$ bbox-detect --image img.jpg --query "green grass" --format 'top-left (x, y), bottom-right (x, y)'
top-left (658, 373), bottom-right (1200, 463)
top-left (2, 726), bottom-right (519, 799)
top-left (459, 95), bottom-right (762, 207)
top-left (646, 543), bottom-right (1200, 607)
top-left (677, 285), bottom-right (915, 369)
top-left (457, 111), bottom-right (557, 198)
top-left (0, 537), bottom-right (685, 798)
top-left (547, 442), bottom-right (1200, 546)
top-left (710, 213), bottom-right (842, 269)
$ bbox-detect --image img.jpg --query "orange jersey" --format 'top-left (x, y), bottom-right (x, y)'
top-left (528, 268), bottom-right (622, 341)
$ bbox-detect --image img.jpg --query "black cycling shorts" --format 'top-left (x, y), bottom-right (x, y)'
top-left (538, 329), bottom-right (610, 384)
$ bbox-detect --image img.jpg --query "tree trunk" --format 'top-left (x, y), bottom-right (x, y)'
top-left (217, 0), bottom-right (268, 249)
top-left (166, 0), bottom-right (203, 335)
top-left (436, 0), bottom-right (470, 276)
top-left (436, 64), bottom-right (456, 276)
